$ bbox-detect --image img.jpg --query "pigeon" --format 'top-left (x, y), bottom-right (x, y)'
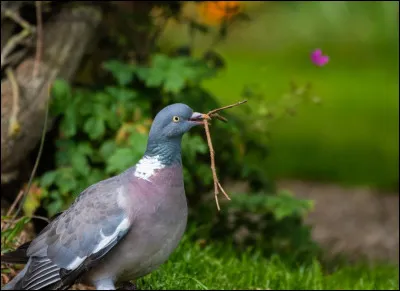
top-left (2, 103), bottom-right (207, 290)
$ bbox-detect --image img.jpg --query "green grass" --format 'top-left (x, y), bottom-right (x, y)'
top-left (138, 233), bottom-right (399, 290)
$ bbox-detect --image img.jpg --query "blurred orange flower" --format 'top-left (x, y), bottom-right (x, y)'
top-left (198, 1), bottom-right (242, 25)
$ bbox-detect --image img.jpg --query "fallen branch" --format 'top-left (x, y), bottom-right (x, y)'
top-left (203, 100), bottom-right (247, 210)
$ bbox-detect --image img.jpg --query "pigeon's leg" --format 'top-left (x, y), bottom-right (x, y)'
top-left (117, 281), bottom-right (138, 290)
top-left (93, 278), bottom-right (116, 290)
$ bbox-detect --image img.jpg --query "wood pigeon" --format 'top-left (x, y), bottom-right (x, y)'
top-left (2, 103), bottom-right (207, 290)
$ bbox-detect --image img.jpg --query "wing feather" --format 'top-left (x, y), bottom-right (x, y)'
top-left (8, 177), bottom-right (133, 290)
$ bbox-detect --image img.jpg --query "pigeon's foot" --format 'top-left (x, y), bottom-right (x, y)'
top-left (117, 281), bottom-right (138, 290)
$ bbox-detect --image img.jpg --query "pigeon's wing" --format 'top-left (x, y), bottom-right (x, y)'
top-left (14, 177), bottom-right (133, 290)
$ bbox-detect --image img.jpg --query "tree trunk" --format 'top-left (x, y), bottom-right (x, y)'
top-left (1, 4), bottom-right (102, 184)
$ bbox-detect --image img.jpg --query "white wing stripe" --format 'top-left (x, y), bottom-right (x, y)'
top-left (93, 217), bottom-right (130, 254)
top-left (66, 256), bottom-right (87, 270)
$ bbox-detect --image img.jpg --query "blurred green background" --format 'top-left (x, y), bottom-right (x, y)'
top-left (164, 1), bottom-right (399, 190)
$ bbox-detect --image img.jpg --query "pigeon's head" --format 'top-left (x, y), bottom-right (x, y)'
top-left (138, 103), bottom-right (206, 167)
top-left (148, 103), bottom-right (206, 141)
top-left (144, 103), bottom-right (206, 163)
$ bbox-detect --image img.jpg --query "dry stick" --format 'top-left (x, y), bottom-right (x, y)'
top-left (1, 9), bottom-right (35, 69)
top-left (1, 29), bottom-right (31, 68)
top-left (5, 68), bottom-right (20, 137)
top-left (6, 190), bottom-right (24, 217)
top-left (203, 120), bottom-right (221, 210)
top-left (203, 100), bottom-right (247, 210)
top-left (207, 100), bottom-right (247, 116)
top-left (32, 1), bottom-right (43, 78)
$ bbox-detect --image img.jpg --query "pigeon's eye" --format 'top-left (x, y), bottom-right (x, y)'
top-left (172, 116), bottom-right (180, 123)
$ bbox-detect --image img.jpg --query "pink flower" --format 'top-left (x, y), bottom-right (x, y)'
top-left (311, 49), bottom-right (329, 67)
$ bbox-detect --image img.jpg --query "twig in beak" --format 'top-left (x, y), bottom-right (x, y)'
top-left (202, 100), bottom-right (247, 210)
top-left (203, 119), bottom-right (222, 211)
top-left (207, 100), bottom-right (247, 116)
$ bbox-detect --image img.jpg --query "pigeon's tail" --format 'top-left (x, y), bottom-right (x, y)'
top-left (1, 240), bottom-right (31, 264)
top-left (1, 241), bottom-right (31, 290)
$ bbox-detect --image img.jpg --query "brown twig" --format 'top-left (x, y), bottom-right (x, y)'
top-left (6, 190), bottom-right (24, 217)
top-left (1, 8), bottom-right (35, 69)
top-left (1, 29), bottom-right (31, 68)
top-left (5, 68), bottom-right (21, 137)
top-left (203, 120), bottom-right (221, 210)
top-left (32, 1), bottom-right (43, 78)
top-left (203, 100), bottom-right (247, 210)
top-left (207, 100), bottom-right (247, 116)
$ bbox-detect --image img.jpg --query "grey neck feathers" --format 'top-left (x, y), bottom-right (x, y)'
top-left (144, 136), bottom-right (182, 166)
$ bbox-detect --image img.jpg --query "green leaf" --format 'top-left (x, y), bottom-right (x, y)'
top-left (128, 132), bottom-right (148, 159)
top-left (24, 187), bottom-right (48, 217)
top-left (2, 217), bottom-right (31, 244)
top-left (265, 191), bottom-right (314, 221)
top-left (50, 79), bottom-right (72, 115)
top-left (93, 103), bottom-right (110, 118)
top-left (103, 60), bottom-right (136, 86)
top-left (51, 79), bottom-right (71, 98)
top-left (55, 140), bottom-right (75, 167)
top-left (140, 68), bottom-right (165, 88)
top-left (136, 54), bottom-right (214, 93)
top-left (76, 90), bottom-right (94, 116)
top-left (99, 140), bottom-right (117, 159)
top-left (106, 148), bottom-right (136, 174)
top-left (105, 86), bottom-right (137, 102)
top-left (61, 106), bottom-right (78, 137)
top-left (152, 54), bottom-right (170, 68)
top-left (83, 117), bottom-right (106, 140)
top-left (55, 168), bottom-right (78, 194)
top-left (40, 171), bottom-right (58, 188)
top-left (46, 199), bottom-right (64, 217)
top-left (77, 142), bottom-right (94, 157)
top-left (105, 106), bottom-right (121, 130)
top-left (71, 151), bottom-right (90, 176)
top-left (163, 72), bottom-right (186, 94)
top-left (87, 169), bottom-right (105, 186)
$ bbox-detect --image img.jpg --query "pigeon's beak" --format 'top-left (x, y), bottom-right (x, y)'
top-left (189, 112), bottom-right (208, 125)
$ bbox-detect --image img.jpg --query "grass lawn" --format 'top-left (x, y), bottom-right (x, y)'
top-left (138, 233), bottom-right (399, 290)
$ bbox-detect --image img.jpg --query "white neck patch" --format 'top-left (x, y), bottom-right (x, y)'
top-left (134, 155), bottom-right (165, 181)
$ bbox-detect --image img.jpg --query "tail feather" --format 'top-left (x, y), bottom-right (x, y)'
top-left (2, 212), bottom-right (63, 289)
top-left (1, 241), bottom-right (31, 264)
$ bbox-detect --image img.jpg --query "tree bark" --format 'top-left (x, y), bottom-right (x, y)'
top-left (1, 4), bottom-right (102, 183)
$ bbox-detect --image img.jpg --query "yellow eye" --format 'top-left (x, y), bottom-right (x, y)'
top-left (172, 116), bottom-right (180, 123)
